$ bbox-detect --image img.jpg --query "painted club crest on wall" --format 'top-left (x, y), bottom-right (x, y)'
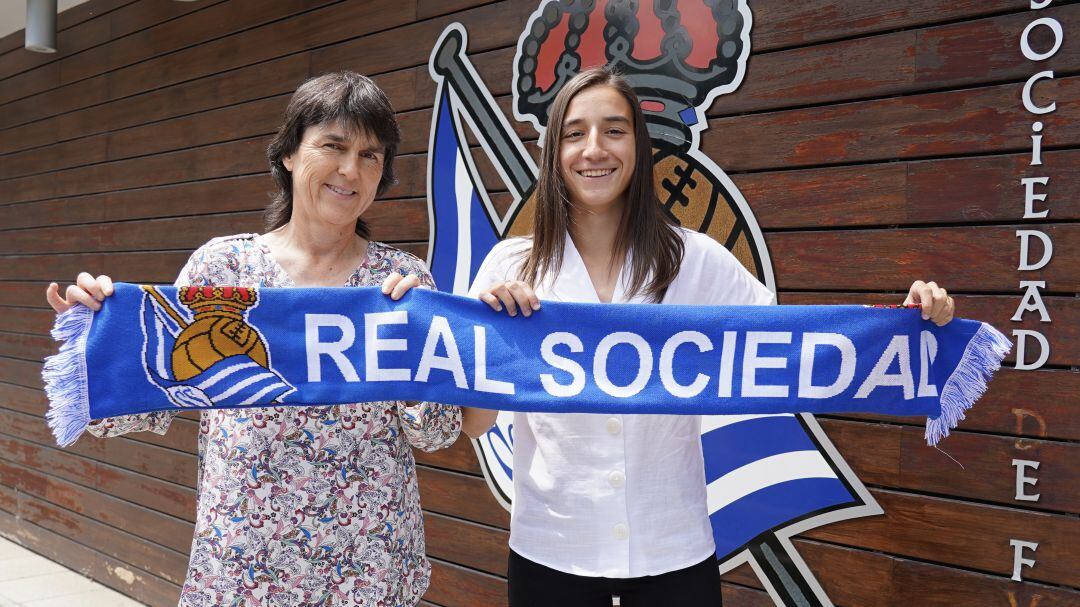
top-left (425, 2), bottom-right (881, 605)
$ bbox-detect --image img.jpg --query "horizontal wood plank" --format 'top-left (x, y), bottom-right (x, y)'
top-left (781, 293), bottom-right (1079, 366)
top-left (769, 224), bottom-right (1077, 293)
top-left (0, 176), bottom-right (271, 231)
top-left (0, 95), bottom-right (286, 182)
top-left (0, 53), bottom-right (309, 156)
top-left (0, 383), bottom-right (48, 417)
top-left (4, 0), bottom-right (1063, 177)
top-left (0, 386), bottom-right (201, 455)
top-left (3, 137), bottom-right (269, 206)
top-left (0, 332), bottom-right (52, 361)
top-left (0, 0), bottom-right (230, 105)
top-left (0, 283), bottom-right (52, 308)
top-left (14, 225), bottom-right (1076, 295)
top-left (0, 0), bottom-right (401, 130)
top-left (6, 145), bottom-right (1076, 235)
top-left (414, 436), bottom-right (483, 475)
top-left (11, 490), bottom-right (188, 583)
top-left (821, 419), bottom-right (1078, 514)
top-left (738, 149), bottom-right (1080, 228)
top-left (424, 506), bottom-right (1080, 606)
top-left (417, 466), bottom-right (509, 530)
top-left (426, 557), bottom-right (506, 607)
top-left (0, 407), bottom-right (198, 488)
top-left (0, 509), bottom-right (180, 607)
top-left (0, 199), bottom-right (430, 255)
top-left (0, 432), bottom-right (196, 522)
top-left (825, 367), bottom-right (1080, 442)
top-left (747, 0), bottom-right (1030, 51)
top-left (0, 0), bottom-right (135, 61)
top-left (0, 251), bottom-right (193, 283)
top-left (0, 457), bottom-right (193, 553)
top-left (715, 4), bottom-right (1080, 116)
top-left (705, 76), bottom-right (1080, 172)
top-left (423, 511), bottom-right (508, 576)
top-left (0, 308), bottom-right (54, 337)
top-left (805, 488), bottom-right (1078, 586)
top-left (0, 356), bottom-right (42, 390)
top-left (724, 538), bottom-right (1080, 607)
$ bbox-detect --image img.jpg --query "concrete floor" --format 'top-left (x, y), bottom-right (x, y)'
top-left (0, 536), bottom-right (146, 607)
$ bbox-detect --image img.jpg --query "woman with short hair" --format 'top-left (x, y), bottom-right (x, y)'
top-left (46, 71), bottom-right (460, 607)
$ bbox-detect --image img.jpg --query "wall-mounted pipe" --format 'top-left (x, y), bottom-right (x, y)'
top-left (25, 0), bottom-right (57, 53)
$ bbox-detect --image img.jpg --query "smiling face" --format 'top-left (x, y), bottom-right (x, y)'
top-left (282, 121), bottom-right (385, 229)
top-left (558, 85), bottom-right (637, 216)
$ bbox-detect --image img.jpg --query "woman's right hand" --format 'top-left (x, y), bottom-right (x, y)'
top-left (46, 272), bottom-right (114, 313)
top-left (477, 280), bottom-right (541, 317)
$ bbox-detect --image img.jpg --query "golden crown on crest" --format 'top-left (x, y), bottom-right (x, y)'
top-left (178, 286), bottom-right (258, 317)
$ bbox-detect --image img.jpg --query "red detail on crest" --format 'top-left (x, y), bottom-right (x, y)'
top-left (632, 0), bottom-right (663, 61)
top-left (577, 0), bottom-right (608, 70)
top-left (536, 11), bottom-right (571, 92)
top-left (179, 286), bottom-right (258, 309)
top-left (640, 100), bottom-right (665, 112)
top-left (681, 1), bottom-right (722, 69)
top-left (514, 1), bottom-right (749, 130)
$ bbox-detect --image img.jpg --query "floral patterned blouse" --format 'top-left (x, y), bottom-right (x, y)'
top-left (88, 234), bottom-right (462, 607)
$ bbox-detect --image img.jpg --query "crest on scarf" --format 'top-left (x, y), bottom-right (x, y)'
top-left (139, 286), bottom-right (295, 408)
top-left (426, 2), bottom-right (881, 605)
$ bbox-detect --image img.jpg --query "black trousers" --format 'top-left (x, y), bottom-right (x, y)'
top-left (507, 550), bottom-right (723, 607)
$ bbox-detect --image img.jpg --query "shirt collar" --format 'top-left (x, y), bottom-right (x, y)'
top-left (551, 232), bottom-right (646, 304)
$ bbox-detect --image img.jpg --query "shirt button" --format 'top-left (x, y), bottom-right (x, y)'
top-left (613, 523), bottom-right (629, 540)
top-left (608, 470), bottom-right (625, 488)
top-left (606, 417), bottom-right (622, 435)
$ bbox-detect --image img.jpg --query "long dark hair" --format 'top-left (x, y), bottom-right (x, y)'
top-left (265, 71), bottom-right (401, 238)
top-left (518, 66), bottom-right (684, 302)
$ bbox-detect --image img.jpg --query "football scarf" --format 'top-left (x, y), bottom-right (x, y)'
top-left (44, 284), bottom-right (1010, 447)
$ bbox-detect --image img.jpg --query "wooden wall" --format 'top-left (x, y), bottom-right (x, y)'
top-left (0, 1), bottom-right (1076, 605)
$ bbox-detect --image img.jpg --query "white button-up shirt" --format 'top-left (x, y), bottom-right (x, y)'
top-left (469, 227), bottom-right (775, 578)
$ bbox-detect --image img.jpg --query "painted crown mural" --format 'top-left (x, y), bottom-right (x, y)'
top-left (425, 2), bottom-right (880, 605)
top-left (515, 0), bottom-right (746, 137)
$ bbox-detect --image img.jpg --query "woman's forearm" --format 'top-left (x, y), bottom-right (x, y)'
top-left (462, 407), bottom-right (499, 438)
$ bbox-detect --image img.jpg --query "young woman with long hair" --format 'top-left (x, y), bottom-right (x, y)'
top-left (461, 67), bottom-right (955, 606)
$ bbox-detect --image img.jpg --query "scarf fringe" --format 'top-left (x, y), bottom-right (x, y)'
top-left (925, 322), bottom-right (1012, 446)
top-left (42, 305), bottom-right (93, 447)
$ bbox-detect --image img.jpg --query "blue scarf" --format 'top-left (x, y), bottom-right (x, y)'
top-left (44, 284), bottom-right (1010, 447)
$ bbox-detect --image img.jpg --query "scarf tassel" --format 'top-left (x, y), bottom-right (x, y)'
top-left (42, 305), bottom-right (94, 447)
top-left (925, 322), bottom-right (1012, 446)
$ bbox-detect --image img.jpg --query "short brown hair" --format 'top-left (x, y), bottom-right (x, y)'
top-left (265, 71), bottom-right (401, 238)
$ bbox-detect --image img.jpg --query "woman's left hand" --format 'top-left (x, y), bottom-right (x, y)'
top-left (903, 280), bottom-right (955, 326)
top-left (381, 271), bottom-right (424, 300)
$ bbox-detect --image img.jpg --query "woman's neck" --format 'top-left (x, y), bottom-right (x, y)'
top-left (264, 219), bottom-right (368, 287)
top-left (275, 217), bottom-right (359, 256)
top-left (568, 202), bottom-right (624, 302)
top-left (568, 201), bottom-right (622, 256)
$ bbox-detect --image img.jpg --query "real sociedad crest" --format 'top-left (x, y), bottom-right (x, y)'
top-left (140, 286), bottom-right (295, 408)
top-left (426, 2), bottom-right (882, 605)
